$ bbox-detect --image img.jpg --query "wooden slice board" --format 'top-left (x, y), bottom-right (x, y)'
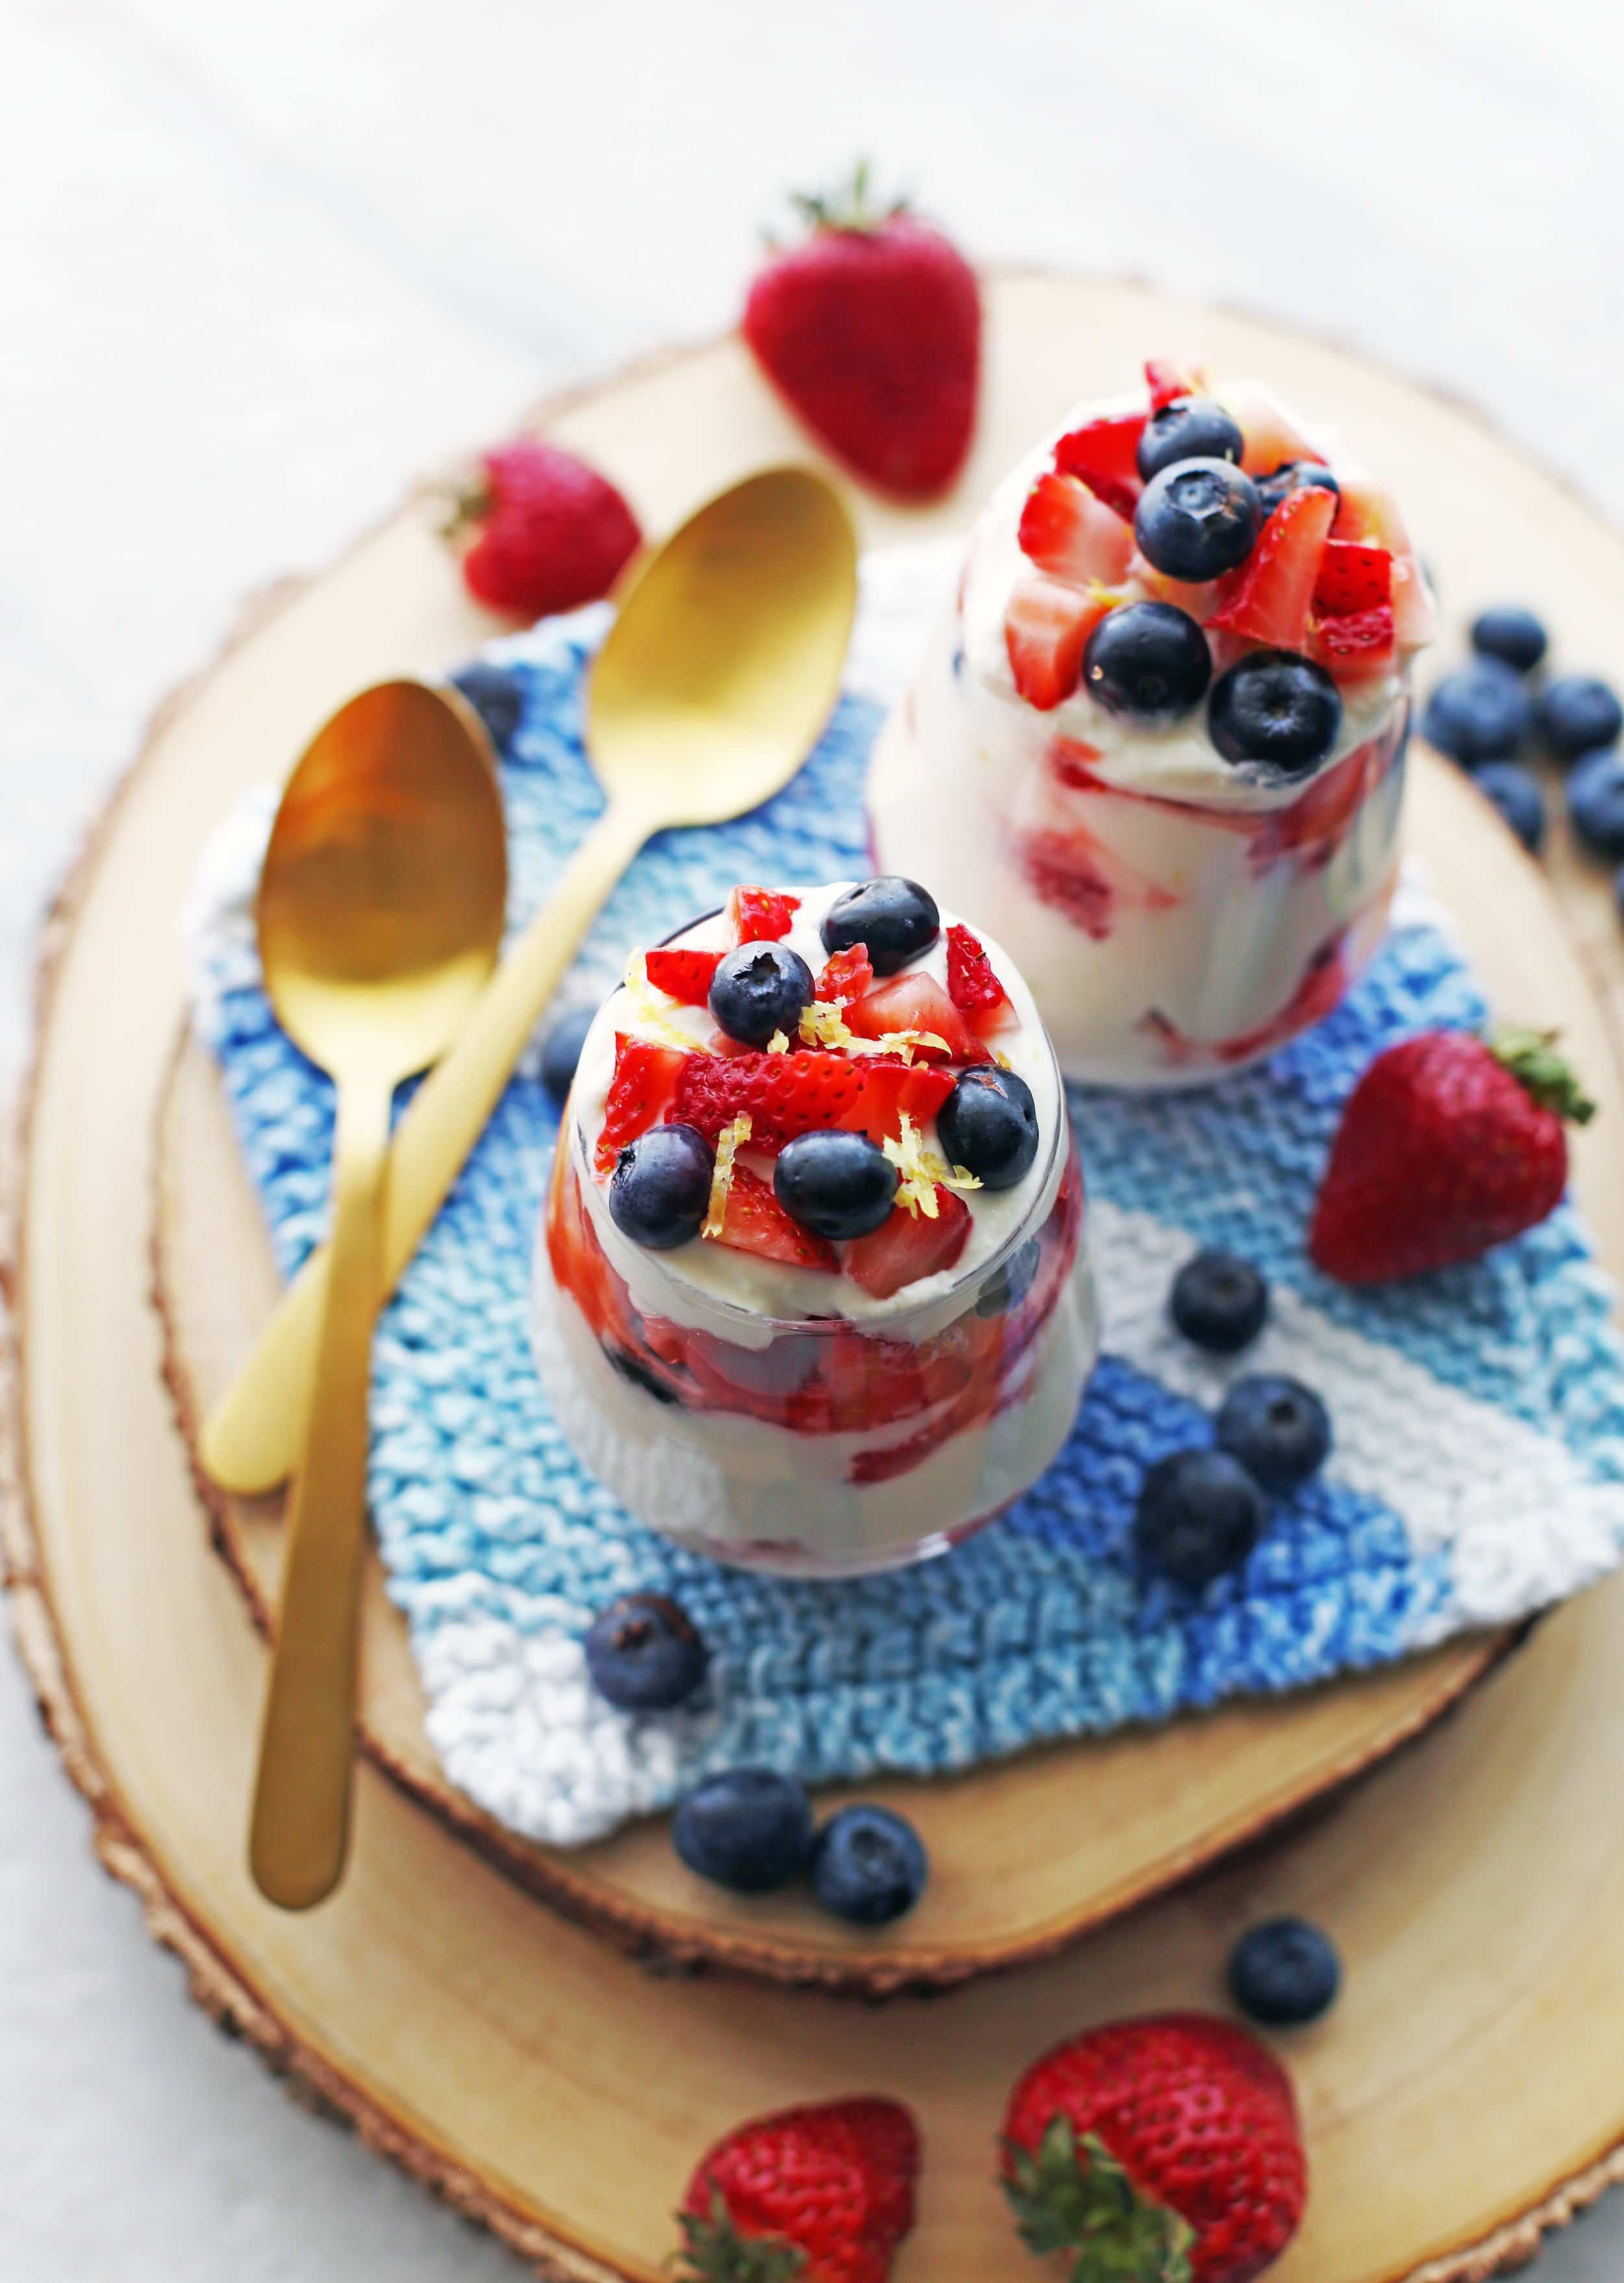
top-left (9, 273), bottom-right (1624, 2280)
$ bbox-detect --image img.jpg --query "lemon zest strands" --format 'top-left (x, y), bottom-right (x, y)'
top-left (702, 1114), bottom-right (752, 1240)
top-left (882, 1112), bottom-right (983, 1219)
top-left (622, 952), bottom-right (700, 1052)
top-left (767, 1029), bottom-right (791, 1054)
top-left (798, 999), bottom-right (854, 1051)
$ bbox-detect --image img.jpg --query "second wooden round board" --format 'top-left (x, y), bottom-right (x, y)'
top-left (10, 273), bottom-right (1624, 2279)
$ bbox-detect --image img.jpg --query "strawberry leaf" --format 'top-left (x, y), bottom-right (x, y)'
top-left (1003, 2123), bottom-right (1194, 2283)
top-left (674, 2190), bottom-right (806, 2283)
top-left (1490, 1028), bottom-right (1597, 1126)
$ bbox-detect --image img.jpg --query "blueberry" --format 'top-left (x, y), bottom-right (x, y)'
top-left (584, 1593), bottom-right (709, 1711)
top-left (1084, 602), bottom-right (1211, 722)
top-left (1535, 674), bottom-right (1623, 762)
top-left (708, 940), bottom-right (815, 1046)
top-left (1134, 457), bottom-right (1262, 581)
top-left (936, 1067), bottom-right (1039, 1191)
top-left (1208, 651), bottom-right (1342, 778)
top-left (1470, 605), bottom-right (1547, 676)
top-left (1472, 761), bottom-right (1547, 854)
top-left (608, 1123), bottom-right (713, 1250)
top-left (820, 878), bottom-right (940, 975)
top-left (1215, 1374), bottom-right (1332, 1493)
top-left (774, 1129), bottom-right (898, 1240)
top-left (1569, 750), bottom-right (1624, 861)
top-left (1255, 461), bottom-right (1341, 520)
top-left (672, 1768), bottom-right (815, 1893)
top-left (1135, 396), bottom-right (1245, 483)
top-left (603, 1346), bottom-right (681, 1406)
top-left (811, 1805), bottom-right (929, 1927)
top-left (1135, 1449), bottom-right (1266, 1589)
top-left (1229, 1917), bottom-right (1341, 2027)
top-left (450, 659), bottom-right (525, 750)
top-left (1421, 662), bottom-right (1530, 766)
top-left (540, 1002), bottom-right (598, 1106)
top-left (975, 1234), bottom-right (1043, 1318)
top-left (1169, 1251), bottom-right (1269, 1353)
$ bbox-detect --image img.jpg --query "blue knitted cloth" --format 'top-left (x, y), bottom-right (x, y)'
top-left (185, 558), bottom-right (1624, 1846)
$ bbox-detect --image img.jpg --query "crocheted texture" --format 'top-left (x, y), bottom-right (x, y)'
top-left (185, 554), bottom-right (1624, 1846)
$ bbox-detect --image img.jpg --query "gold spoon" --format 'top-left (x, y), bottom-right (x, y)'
top-left (248, 680), bottom-right (507, 1909)
top-left (203, 464), bottom-right (858, 1498)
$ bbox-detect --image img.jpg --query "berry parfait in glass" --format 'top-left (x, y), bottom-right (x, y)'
top-left (534, 877), bottom-right (1098, 1575)
top-left (867, 359), bottom-right (1436, 1086)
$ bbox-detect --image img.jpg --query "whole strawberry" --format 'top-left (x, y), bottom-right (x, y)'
top-left (744, 162), bottom-right (980, 499)
top-left (1310, 1028), bottom-right (1595, 1285)
top-left (1002, 2013), bottom-right (1305, 2283)
top-left (444, 437), bottom-right (641, 619)
top-left (676, 2097), bottom-right (919, 2283)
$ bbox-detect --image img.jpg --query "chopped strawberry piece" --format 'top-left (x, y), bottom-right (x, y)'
top-left (1311, 604), bottom-right (1397, 682)
top-left (642, 947), bottom-right (722, 1005)
top-left (846, 972), bottom-right (993, 1064)
top-left (668, 1049), bottom-right (867, 1147)
top-left (1210, 483), bottom-right (1337, 650)
top-left (1145, 358), bottom-right (1195, 411)
top-left (1312, 541), bottom-right (1391, 617)
top-left (846, 1190), bottom-right (971, 1299)
top-left (1052, 413), bottom-right (1146, 519)
top-left (1005, 575), bottom-right (1110, 711)
top-left (1228, 381), bottom-right (1326, 478)
top-left (711, 1162), bottom-right (838, 1273)
top-left (594, 1036), bottom-right (684, 1173)
top-left (837, 1062), bottom-right (955, 1147)
top-left (816, 941), bottom-right (874, 1005)
top-left (727, 885), bottom-right (800, 943)
top-left (945, 922), bottom-right (1013, 1030)
top-left (1018, 472), bottom-right (1136, 587)
top-left (1332, 479), bottom-right (1436, 645)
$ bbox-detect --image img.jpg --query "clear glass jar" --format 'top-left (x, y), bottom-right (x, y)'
top-left (532, 1077), bottom-right (1098, 1577)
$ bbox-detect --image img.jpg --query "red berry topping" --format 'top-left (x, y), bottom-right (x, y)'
top-left (1208, 483), bottom-right (1337, 651)
top-left (1005, 575), bottom-right (1111, 711)
top-left (1018, 471), bottom-right (1136, 589)
top-left (709, 1162), bottom-right (838, 1273)
top-left (449, 439), bottom-right (641, 620)
top-left (741, 164), bottom-right (980, 500)
top-left (1002, 2013), bottom-right (1306, 2283)
top-left (644, 947), bottom-right (724, 1006)
top-left (1310, 1028), bottom-right (1593, 1285)
top-left (594, 1036), bottom-right (685, 1174)
top-left (1052, 413), bottom-right (1146, 520)
top-left (728, 885), bottom-right (802, 943)
top-left (1145, 357), bottom-right (1197, 412)
top-left (816, 942), bottom-right (874, 1005)
top-left (945, 921), bottom-right (1013, 1029)
top-left (845, 1188), bottom-right (971, 1299)
top-left (1312, 539), bottom-right (1391, 617)
top-left (1310, 602), bottom-right (1397, 682)
top-left (837, 1062), bottom-right (956, 1147)
top-left (846, 972), bottom-right (993, 1064)
top-left (678, 2095), bottom-right (919, 2283)
top-left (669, 1050), bottom-right (869, 1147)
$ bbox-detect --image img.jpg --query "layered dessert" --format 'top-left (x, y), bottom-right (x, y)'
top-left (534, 878), bottom-right (1098, 1575)
top-left (867, 359), bottom-right (1436, 1084)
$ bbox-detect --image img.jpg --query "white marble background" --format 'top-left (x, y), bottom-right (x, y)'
top-left (3, 0), bottom-right (1622, 2275)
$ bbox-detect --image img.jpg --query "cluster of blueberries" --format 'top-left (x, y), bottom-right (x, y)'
top-left (1085, 396), bottom-right (1346, 778)
top-left (1421, 611), bottom-right (1624, 917)
top-left (609, 879), bottom-right (1040, 1253)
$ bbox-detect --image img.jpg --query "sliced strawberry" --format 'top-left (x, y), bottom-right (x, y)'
top-left (1312, 540), bottom-right (1391, 617)
top-left (945, 921), bottom-right (1013, 1029)
top-left (846, 972), bottom-right (993, 1064)
top-left (1018, 472), bottom-right (1136, 587)
top-left (594, 1036), bottom-right (684, 1173)
top-left (1332, 478), bottom-right (1435, 645)
top-left (816, 941), bottom-right (874, 1005)
top-left (837, 1061), bottom-right (955, 1147)
top-left (727, 885), bottom-right (800, 943)
top-left (643, 947), bottom-right (722, 1005)
top-left (711, 1162), bottom-right (838, 1273)
top-left (1128, 554), bottom-right (1224, 626)
top-left (1052, 413), bottom-right (1145, 519)
top-left (846, 1190), bottom-right (972, 1299)
top-left (669, 1049), bottom-right (867, 1146)
top-left (1145, 358), bottom-right (1196, 412)
top-left (1005, 575), bottom-right (1110, 711)
top-left (1311, 603), bottom-right (1397, 682)
top-left (1209, 483), bottom-right (1336, 651)
top-left (1228, 382), bottom-right (1327, 478)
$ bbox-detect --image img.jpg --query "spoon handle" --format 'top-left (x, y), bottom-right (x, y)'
top-left (201, 800), bottom-right (649, 1498)
top-left (248, 1069), bottom-right (391, 1909)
